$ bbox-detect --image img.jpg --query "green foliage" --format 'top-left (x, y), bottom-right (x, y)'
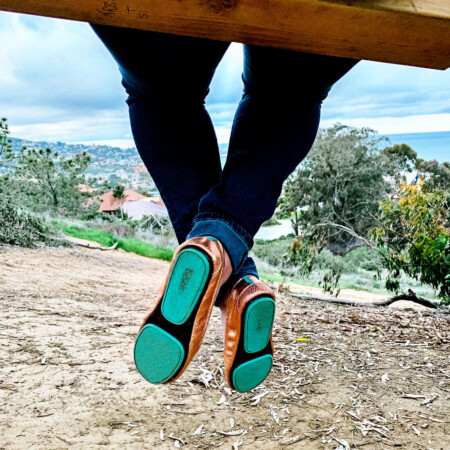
top-left (0, 195), bottom-right (53, 247)
top-left (281, 124), bottom-right (449, 301)
top-left (11, 145), bottom-right (93, 218)
top-left (55, 222), bottom-right (174, 262)
top-left (298, 246), bottom-right (382, 275)
top-left (342, 246), bottom-right (382, 272)
top-left (287, 180), bottom-right (450, 301)
top-left (111, 184), bottom-right (125, 218)
top-left (112, 184), bottom-right (125, 200)
top-left (286, 233), bottom-right (343, 296)
top-left (415, 159), bottom-right (450, 192)
top-left (139, 214), bottom-right (172, 235)
top-left (57, 224), bottom-right (116, 247)
top-left (257, 240), bottom-right (440, 297)
top-left (118, 237), bottom-right (173, 261)
top-left (252, 236), bottom-right (294, 266)
top-left (381, 143), bottom-right (418, 188)
top-left (371, 180), bottom-right (450, 303)
top-left (0, 117), bottom-right (13, 167)
top-left (282, 124), bottom-right (389, 249)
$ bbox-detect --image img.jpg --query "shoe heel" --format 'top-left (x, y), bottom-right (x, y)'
top-left (232, 355), bottom-right (273, 393)
top-left (134, 324), bottom-right (185, 384)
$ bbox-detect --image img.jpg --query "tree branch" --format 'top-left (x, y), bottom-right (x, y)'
top-left (47, 235), bottom-right (118, 251)
top-left (71, 241), bottom-right (118, 251)
top-left (314, 221), bottom-right (379, 253)
top-left (287, 289), bottom-right (447, 311)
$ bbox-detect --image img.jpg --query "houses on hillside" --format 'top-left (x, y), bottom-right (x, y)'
top-left (95, 189), bottom-right (147, 214)
top-left (122, 199), bottom-right (167, 220)
top-left (82, 186), bottom-right (167, 219)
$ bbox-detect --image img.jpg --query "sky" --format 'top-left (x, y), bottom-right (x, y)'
top-left (0, 11), bottom-right (449, 147)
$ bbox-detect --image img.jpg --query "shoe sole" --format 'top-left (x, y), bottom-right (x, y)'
top-left (134, 248), bottom-right (211, 384)
top-left (232, 295), bottom-right (275, 393)
top-left (232, 354), bottom-right (273, 393)
top-left (244, 297), bottom-right (275, 353)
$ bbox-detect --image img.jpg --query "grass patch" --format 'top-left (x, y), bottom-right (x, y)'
top-left (51, 221), bottom-right (174, 262)
top-left (63, 226), bottom-right (116, 247)
top-left (117, 237), bottom-right (174, 261)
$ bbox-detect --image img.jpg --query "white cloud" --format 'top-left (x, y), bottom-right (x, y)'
top-left (320, 113), bottom-right (450, 135)
top-left (214, 127), bottom-right (232, 144)
top-left (1, 12), bottom-right (449, 144)
top-left (10, 114), bottom-right (130, 142)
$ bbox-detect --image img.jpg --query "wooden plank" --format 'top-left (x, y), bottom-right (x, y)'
top-left (0, 0), bottom-right (449, 69)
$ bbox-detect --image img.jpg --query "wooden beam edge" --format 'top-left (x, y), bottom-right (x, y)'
top-left (0, 1), bottom-right (449, 69)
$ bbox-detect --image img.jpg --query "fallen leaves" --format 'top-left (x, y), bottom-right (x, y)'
top-left (2, 247), bottom-right (449, 449)
top-left (250, 390), bottom-right (269, 406)
top-left (218, 429), bottom-right (247, 436)
top-left (192, 424), bottom-right (204, 436)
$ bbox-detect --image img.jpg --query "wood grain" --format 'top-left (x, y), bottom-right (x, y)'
top-left (0, 0), bottom-right (449, 69)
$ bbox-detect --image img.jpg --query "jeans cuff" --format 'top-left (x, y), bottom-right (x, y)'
top-left (187, 212), bottom-right (253, 272)
top-left (214, 257), bottom-right (259, 307)
top-left (235, 256), bottom-right (258, 279)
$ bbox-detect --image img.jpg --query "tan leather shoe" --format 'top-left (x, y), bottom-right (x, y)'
top-left (134, 236), bottom-right (226, 384)
top-left (220, 275), bottom-right (276, 392)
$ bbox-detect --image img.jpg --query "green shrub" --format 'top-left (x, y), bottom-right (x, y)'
top-left (372, 180), bottom-right (450, 303)
top-left (0, 195), bottom-right (53, 247)
top-left (252, 237), bottom-right (294, 266)
top-left (342, 246), bottom-right (382, 272)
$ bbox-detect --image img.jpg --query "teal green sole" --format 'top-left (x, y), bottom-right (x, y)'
top-left (161, 248), bottom-right (209, 325)
top-left (244, 297), bottom-right (275, 354)
top-left (134, 324), bottom-right (185, 384)
top-left (232, 355), bottom-right (273, 393)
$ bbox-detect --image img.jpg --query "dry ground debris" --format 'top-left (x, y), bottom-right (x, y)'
top-left (0, 246), bottom-right (449, 449)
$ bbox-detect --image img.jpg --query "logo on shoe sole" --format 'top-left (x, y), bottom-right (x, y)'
top-left (256, 313), bottom-right (265, 331)
top-left (179, 268), bottom-right (194, 292)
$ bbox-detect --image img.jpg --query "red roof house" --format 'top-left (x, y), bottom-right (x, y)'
top-left (94, 189), bottom-right (148, 213)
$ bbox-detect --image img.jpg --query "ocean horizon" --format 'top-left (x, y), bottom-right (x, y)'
top-left (219, 131), bottom-right (449, 164)
top-left (384, 131), bottom-right (449, 163)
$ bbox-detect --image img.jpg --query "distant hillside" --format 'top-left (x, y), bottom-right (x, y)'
top-left (9, 138), bottom-right (142, 176)
top-left (8, 138), bottom-right (229, 175)
top-left (3, 137), bottom-right (229, 190)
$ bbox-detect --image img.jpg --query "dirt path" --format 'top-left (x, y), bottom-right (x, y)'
top-left (0, 246), bottom-right (449, 449)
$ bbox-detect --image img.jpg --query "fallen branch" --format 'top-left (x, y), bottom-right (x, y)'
top-left (287, 288), bottom-right (445, 310)
top-left (48, 235), bottom-right (118, 251)
top-left (71, 241), bottom-right (118, 251)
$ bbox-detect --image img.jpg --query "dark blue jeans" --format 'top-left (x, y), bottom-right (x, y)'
top-left (91, 25), bottom-right (358, 289)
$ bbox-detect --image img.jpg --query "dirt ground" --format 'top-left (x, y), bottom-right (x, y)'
top-left (0, 245), bottom-right (449, 449)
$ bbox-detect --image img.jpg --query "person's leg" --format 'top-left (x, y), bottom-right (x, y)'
top-left (189, 46), bottom-right (359, 270)
top-left (208, 47), bottom-right (358, 392)
top-left (92, 25), bottom-right (259, 310)
top-left (91, 26), bottom-right (242, 384)
top-left (91, 25), bottom-right (254, 301)
top-left (91, 24), bottom-right (230, 243)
